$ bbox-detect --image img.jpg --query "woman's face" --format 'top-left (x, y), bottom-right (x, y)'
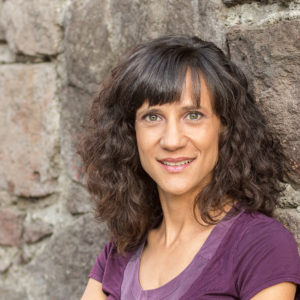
top-left (135, 72), bottom-right (221, 199)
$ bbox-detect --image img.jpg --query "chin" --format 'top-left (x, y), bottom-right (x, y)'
top-left (159, 184), bottom-right (198, 198)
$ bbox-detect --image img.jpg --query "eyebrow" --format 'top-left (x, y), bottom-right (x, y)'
top-left (137, 104), bottom-right (202, 116)
top-left (136, 108), bottom-right (160, 118)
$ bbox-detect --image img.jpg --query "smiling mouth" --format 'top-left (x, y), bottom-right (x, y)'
top-left (160, 159), bottom-right (194, 166)
top-left (158, 158), bottom-right (195, 173)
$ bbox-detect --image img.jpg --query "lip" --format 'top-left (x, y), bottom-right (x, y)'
top-left (158, 157), bottom-right (195, 163)
top-left (157, 157), bottom-right (195, 173)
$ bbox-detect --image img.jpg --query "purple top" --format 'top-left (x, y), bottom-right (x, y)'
top-left (89, 209), bottom-right (300, 299)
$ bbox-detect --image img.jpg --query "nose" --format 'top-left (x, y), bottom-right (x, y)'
top-left (159, 118), bottom-right (187, 151)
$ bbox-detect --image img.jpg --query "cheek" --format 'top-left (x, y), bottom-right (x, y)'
top-left (135, 130), bottom-right (149, 164)
top-left (208, 134), bottom-right (220, 167)
top-left (135, 129), bottom-right (159, 177)
top-left (135, 126), bottom-right (159, 155)
top-left (198, 129), bottom-right (220, 163)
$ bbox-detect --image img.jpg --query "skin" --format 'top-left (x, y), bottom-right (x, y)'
top-left (81, 279), bottom-right (107, 300)
top-left (81, 72), bottom-right (297, 299)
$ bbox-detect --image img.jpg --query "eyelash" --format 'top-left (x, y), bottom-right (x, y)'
top-left (142, 111), bottom-right (204, 122)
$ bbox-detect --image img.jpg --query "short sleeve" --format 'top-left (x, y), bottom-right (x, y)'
top-left (88, 242), bottom-right (113, 283)
top-left (234, 216), bottom-right (300, 300)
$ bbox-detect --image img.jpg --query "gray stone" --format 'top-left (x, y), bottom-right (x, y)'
top-left (0, 0), bottom-right (5, 41)
top-left (64, 0), bottom-right (114, 94)
top-left (60, 86), bottom-right (90, 183)
top-left (0, 44), bottom-right (16, 63)
top-left (277, 185), bottom-right (300, 208)
top-left (223, 1), bottom-right (300, 28)
top-left (0, 287), bottom-right (27, 300)
top-left (0, 64), bottom-right (60, 197)
top-left (64, 0), bottom-right (226, 95)
top-left (104, 0), bottom-right (226, 51)
top-left (1, 0), bottom-right (65, 56)
top-left (0, 190), bottom-right (18, 207)
top-left (223, 0), bottom-right (292, 6)
top-left (26, 214), bottom-right (108, 300)
top-left (0, 247), bottom-right (18, 272)
top-left (275, 208), bottom-right (300, 251)
top-left (23, 219), bottom-right (53, 244)
top-left (227, 19), bottom-right (300, 166)
top-left (66, 181), bottom-right (92, 215)
top-left (0, 208), bottom-right (25, 246)
top-left (197, 0), bottom-right (227, 49)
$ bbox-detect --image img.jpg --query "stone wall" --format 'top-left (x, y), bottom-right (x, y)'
top-left (0, 0), bottom-right (299, 299)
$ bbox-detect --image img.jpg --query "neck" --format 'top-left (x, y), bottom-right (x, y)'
top-left (156, 189), bottom-right (210, 247)
top-left (155, 189), bottom-right (233, 248)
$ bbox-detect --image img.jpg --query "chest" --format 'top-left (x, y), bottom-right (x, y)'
top-left (120, 246), bottom-right (237, 300)
top-left (139, 238), bottom-right (208, 290)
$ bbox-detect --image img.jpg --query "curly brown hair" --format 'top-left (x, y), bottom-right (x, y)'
top-left (80, 35), bottom-right (298, 253)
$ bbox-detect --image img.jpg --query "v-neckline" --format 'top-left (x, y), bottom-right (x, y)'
top-left (134, 205), bottom-right (241, 296)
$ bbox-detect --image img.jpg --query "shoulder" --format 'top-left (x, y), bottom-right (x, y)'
top-left (88, 241), bottom-right (129, 282)
top-left (233, 210), bottom-right (297, 249)
top-left (102, 241), bottom-right (116, 257)
top-left (230, 210), bottom-right (299, 262)
top-left (230, 210), bottom-right (300, 300)
top-left (94, 241), bottom-right (132, 268)
top-left (88, 241), bottom-right (134, 297)
top-left (88, 241), bottom-right (116, 282)
top-left (96, 241), bottom-right (117, 265)
top-left (219, 209), bottom-right (300, 267)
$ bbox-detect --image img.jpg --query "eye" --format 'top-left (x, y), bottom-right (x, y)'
top-left (144, 113), bottom-right (161, 122)
top-left (186, 111), bottom-right (203, 120)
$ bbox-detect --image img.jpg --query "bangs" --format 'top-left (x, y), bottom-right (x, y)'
top-left (120, 46), bottom-right (203, 115)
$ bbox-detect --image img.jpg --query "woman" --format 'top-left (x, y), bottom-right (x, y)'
top-left (80, 35), bottom-right (300, 299)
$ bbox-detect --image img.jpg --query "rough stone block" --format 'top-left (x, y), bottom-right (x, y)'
top-left (0, 64), bottom-right (60, 197)
top-left (24, 219), bottom-right (53, 244)
top-left (60, 86), bottom-right (90, 183)
top-left (1, 0), bottom-right (65, 56)
top-left (277, 185), bottom-right (300, 208)
top-left (227, 19), bottom-right (300, 166)
top-left (64, 0), bottom-right (113, 94)
top-left (275, 208), bottom-right (300, 251)
top-left (223, 0), bottom-right (292, 5)
top-left (27, 214), bottom-right (108, 300)
top-left (0, 287), bottom-right (27, 300)
top-left (197, 0), bottom-right (227, 49)
top-left (0, 208), bottom-right (25, 246)
top-left (0, 0), bottom-right (5, 41)
top-left (64, 0), bottom-right (226, 94)
top-left (66, 181), bottom-right (92, 215)
top-left (0, 190), bottom-right (17, 206)
top-left (0, 44), bottom-right (16, 63)
top-left (0, 247), bottom-right (18, 272)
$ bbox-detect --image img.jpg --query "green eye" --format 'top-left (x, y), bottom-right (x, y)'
top-left (187, 112), bottom-right (202, 120)
top-left (145, 114), bottom-right (160, 122)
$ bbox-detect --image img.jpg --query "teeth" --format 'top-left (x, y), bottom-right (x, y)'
top-left (162, 159), bottom-right (193, 166)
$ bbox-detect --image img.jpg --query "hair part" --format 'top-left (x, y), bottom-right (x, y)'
top-left (79, 35), bottom-right (299, 253)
